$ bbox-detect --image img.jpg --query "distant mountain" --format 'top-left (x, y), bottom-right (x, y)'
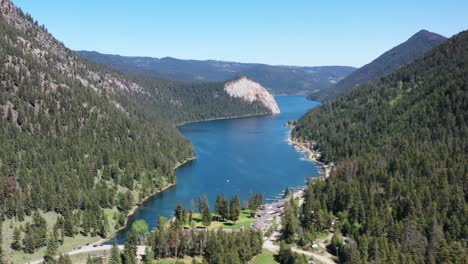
top-left (308, 29), bottom-right (447, 101)
top-left (77, 51), bottom-right (356, 95)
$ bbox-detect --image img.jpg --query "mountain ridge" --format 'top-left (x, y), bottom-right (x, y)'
top-left (77, 50), bottom-right (356, 95)
top-left (308, 29), bottom-right (447, 101)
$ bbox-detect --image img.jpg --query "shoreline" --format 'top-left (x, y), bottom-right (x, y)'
top-left (24, 110), bottom-right (287, 262)
top-left (58, 112), bottom-right (272, 251)
top-left (175, 112), bottom-right (275, 127)
top-left (108, 155), bottom-right (197, 241)
top-left (124, 155), bottom-right (196, 223)
top-left (24, 155), bottom-right (197, 263)
top-left (58, 156), bottom-right (197, 250)
top-left (286, 127), bottom-right (331, 179)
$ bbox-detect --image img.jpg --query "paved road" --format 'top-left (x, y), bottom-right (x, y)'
top-left (28, 245), bottom-right (147, 264)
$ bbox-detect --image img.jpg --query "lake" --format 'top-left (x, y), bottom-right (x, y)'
top-left (114, 96), bottom-right (320, 243)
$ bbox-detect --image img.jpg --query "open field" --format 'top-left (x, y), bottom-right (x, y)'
top-left (252, 249), bottom-right (278, 264)
top-left (1, 207), bottom-right (120, 264)
top-left (155, 256), bottom-right (202, 264)
top-left (185, 209), bottom-right (256, 230)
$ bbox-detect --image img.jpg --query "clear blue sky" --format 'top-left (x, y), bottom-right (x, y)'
top-left (13, 0), bottom-right (468, 67)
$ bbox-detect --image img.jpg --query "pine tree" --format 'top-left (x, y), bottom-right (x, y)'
top-left (109, 240), bottom-right (122, 264)
top-left (123, 233), bottom-right (138, 264)
top-left (11, 227), bottom-right (22, 251)
top-left (45, 230), bottom-right (59, 262)
top-left (281, 201), bottom-right (298, 244)
top-left (255, 193), bottom-right (263, 209)
top-left (201, 198), bottom-right (212, 227)
top-left (229, 196), bottom-right (241, 222)
top-left (175, 203), bottom-right (184, 223)
top-left (144, 247), bottom-right (154, 264)
top-left (57, 254), bottom-right (72, 264)
top-left (63, 211), bottom-right (74, 237)
top-left (277, 242), bottom-right (294, 264)
top-left (32, 211), bottom-right (48, 248)
top-left (215, 194), bottom-right (229, 221)
top-left (23, 222), bottom-right (36, 254)
top-left (248, 193), bottom-right (256, 211)
top-left (189, 200), bottom-right (195, 224)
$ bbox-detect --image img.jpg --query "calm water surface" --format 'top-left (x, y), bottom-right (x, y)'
top-left (114, 96), bottom-right (320, 243)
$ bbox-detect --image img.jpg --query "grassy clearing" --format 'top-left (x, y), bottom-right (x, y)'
top-left (1, 207), bottom-right (120, 264)
top-left (154, 256), bottom-right (202, 264)
top-left (185, 209), bottom-right (256, 230)
top-left (6, 233), bottom-right (101, 264)
top-left (68, 250), bottom-right (110, 264)
top-left (252, 249), bottom-right (278, 264)
top-left (0, 179), bottom-right (176, 264)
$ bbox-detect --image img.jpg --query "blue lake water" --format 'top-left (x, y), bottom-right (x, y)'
top-left (114, 96), bottom-right (320, 243)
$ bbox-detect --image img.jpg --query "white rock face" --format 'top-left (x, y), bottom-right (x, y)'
top-left (224, 77), bottom-right (280, 114)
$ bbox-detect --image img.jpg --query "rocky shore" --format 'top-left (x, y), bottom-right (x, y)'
top-left (286, 125), bottom-right (332, 179)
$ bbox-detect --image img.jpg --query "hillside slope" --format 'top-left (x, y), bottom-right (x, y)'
top-left (0, 0), bottom-right (193, 230)
top-left (308, 30), bottom-right (447, 101)
top-left (0, 0), bottom-right (277, 262)
top-left (124, 75), bottom-right (278, 125)
top-left (77, 51), bottom-right (356, 95)
top-left (293, 30), bottom-right (467, 263)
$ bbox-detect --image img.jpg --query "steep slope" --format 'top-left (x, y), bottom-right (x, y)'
top-left (308, 30), bottom-right (447, 101)
top-left (0, 0), bottom-right (192, 230)
top-left (77, 51), bottom-right (356, 95)
top-left (0, 0), bottom-right (277, 262)
top-left (293, 30), bottom-right (467, 263)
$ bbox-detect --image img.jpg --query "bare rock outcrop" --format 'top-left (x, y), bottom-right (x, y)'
top-left (224, 77), bottom-right (280, 114)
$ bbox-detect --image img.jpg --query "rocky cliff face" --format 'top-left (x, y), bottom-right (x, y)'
top-left (224, 77), bottom-right (280, 114)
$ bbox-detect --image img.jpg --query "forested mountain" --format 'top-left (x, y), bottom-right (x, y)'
top-left (125, 75), bottom-right (278, 125)
top-left (0, 0), bottom-right (193, 216)
top-left (308, 30), bottom-right (447, 101)
top-left (0, 0), bottom-right (277, 262)
top-left (77, 51), bottom-right (356, 95)
top-left (293, 30), bottom-right (467, 263)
